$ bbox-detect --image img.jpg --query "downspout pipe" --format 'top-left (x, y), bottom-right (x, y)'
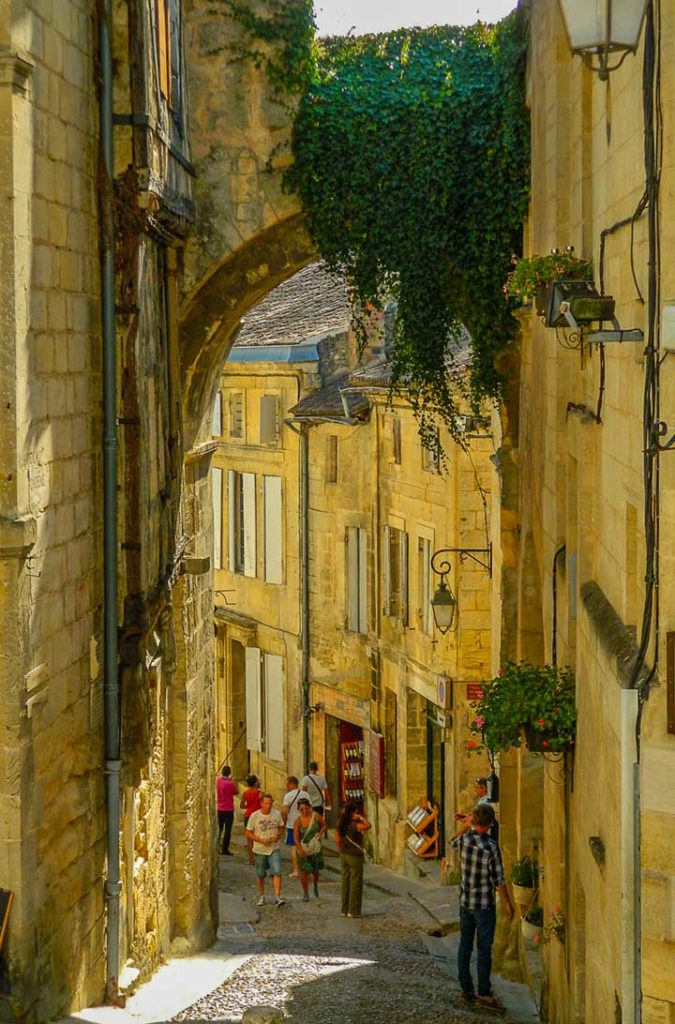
top-left (300, 425), bottom-right (310, 767)
top-left (99, 0), bottom-right (122, 1004)
top-left (285, 416), bottom-right (311, 768)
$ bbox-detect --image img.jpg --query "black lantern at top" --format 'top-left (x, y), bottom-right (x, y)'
top-left (558, 0), bottom-right (648, 79)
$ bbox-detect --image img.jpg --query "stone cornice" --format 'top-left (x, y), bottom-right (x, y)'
top-left (0, 46), bottom-right (35, 96)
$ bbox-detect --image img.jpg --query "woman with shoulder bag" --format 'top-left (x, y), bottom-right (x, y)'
top-left (336, 801), bottom-right (371, 918)
top-left (293, 797), bottom-right (326, 902)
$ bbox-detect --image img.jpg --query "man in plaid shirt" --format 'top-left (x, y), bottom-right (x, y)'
top-left (451, 803), bottom-right (514, 1013)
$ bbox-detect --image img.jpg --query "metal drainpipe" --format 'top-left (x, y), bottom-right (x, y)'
top-left (301, 424), bottom-right (310, 767)
top-left (99, 0), bottom-right (123, 1005)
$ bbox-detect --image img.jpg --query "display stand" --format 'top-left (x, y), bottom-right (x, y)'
top-left (405, 800), bottom-right (439, 858)
top-left (340, 739), bottom-right (365, 804)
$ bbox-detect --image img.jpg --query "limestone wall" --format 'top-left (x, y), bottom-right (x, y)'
top-left (0, 2), bottom-right (107, 1017)
top-left (515, 2), bottom-right (675, 1020)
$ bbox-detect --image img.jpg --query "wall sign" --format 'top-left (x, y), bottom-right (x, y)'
top-left (466, 683), bottom-right (484, 702)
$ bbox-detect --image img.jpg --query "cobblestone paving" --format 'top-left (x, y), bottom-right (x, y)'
top-left (172, 850), bottom-right (486, 1024)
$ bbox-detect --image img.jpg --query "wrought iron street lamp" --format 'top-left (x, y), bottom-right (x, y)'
top-left (430, 545), bottom-right (492, 636)
top-left (558, 0), bottom-right (648, 79)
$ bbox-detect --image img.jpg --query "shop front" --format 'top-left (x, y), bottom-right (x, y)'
top-left (309, 681), bottom-right (371, 829)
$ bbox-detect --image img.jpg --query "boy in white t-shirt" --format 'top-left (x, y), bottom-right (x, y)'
top-left (246, 793), bottom-right (285, 907)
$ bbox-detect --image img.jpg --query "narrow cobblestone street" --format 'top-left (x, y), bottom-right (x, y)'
top-left (165, 836), bottom-right (536, 1024)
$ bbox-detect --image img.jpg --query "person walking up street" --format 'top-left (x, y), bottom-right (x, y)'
top-left (216, 765), bottom-right (239, 855)
top-left (246, 793), bottom-right (286, 908)
top-left (281, 775), bottom-right (305, 878)
top-left (451, 803), bottom-right (514, 1014)
top-left (301, 760), bottom-right (331, 817)
top-left (293, 796), bottom-right (326, 902)
top-left (240, 775), bottom-right (262, 866)
top-left (335, 801), bottom-right (371, 918)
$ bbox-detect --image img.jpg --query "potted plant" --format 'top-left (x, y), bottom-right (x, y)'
top-left (468, 662), bottom-right (576, 756)
top-left (504, 251), bottom-right (593, 315)
top-left (521, 904), bottom-right (543, 941)
top-left (511, 855), bottom-right (538, 907)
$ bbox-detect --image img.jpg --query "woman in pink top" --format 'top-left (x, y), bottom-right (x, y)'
top-left (216, 766), bottom-right (239, 855)
top-left (240, 775), bottom-right (262, 864)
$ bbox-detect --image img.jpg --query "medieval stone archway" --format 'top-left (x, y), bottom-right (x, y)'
top-left (179, 214), bottom-right (315, 449)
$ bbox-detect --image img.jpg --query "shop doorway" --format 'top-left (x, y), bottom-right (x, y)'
top-left (324, 715), bottom-right (364, 828)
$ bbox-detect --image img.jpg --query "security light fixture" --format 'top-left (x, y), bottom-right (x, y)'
top-left (430, 546), bottom-right (492, 636)
top-left (558, 0), bottom-right (648, 79)
top-left (545, 281), bottom-right (644, 344)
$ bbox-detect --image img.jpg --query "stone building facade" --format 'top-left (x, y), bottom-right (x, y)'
top-left (498, 2), bottom-right (675, 1021)
top-left (211, 265), bottom-right (496, 873)
top-left (0, 0), bottom-right (307, 1019)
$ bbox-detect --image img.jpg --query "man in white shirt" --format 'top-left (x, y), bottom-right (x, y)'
top-left (281, 775), bottom-right (305, 878)
top-left (246, 793), bottom-right (285, 907)
top-left (301, 761), bottom-right (331, 816)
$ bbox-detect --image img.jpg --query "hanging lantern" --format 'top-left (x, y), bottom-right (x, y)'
top-left (558, 0), bottom-right (649, 79)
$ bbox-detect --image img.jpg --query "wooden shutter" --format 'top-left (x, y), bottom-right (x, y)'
top-left (212, 468), bottom-right (223, 570)
top-left (156, 0), bottom-right (171, 101)
top-left (383, 525), bottom-right (391, 616)
top-left (230, 393), bottom-right (244, 438)
top-left (401, 532), bottom-right (409, 626)
top-left (393, 419), bottom-right (401, 464)
top-left (260, 395), bottom-right (280, 445)
top-left (264, 653), bottom-right (284, 762)
top-left (212, 392), bottom-right (222, 436)
top-left (245, 647), bottom-right (262, 752)
top-left (327, 435), bottom-right (338, 483)
top-left (358, 528), bottom-right (368, 634)
top-left (264, 476), bottom-right (283, 584)
top-left (227, 470), bottom-right (236, 571)
top-left (243, 472), bottom-right (256, 578)
top-left (347, 527), bottom-right (359, 631)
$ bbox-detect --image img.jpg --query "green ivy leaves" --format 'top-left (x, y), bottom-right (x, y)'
top-left (285, 14), bottom-right (530, 446)
top-left (221, 4), bottom-right (530, 447)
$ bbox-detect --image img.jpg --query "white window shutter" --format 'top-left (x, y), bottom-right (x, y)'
top-left (243, 472), bottom-right (256, 577)
top-left (212, 468), bottom-right (223, 570)
top-left (383, 525), bottom-right (391, 616)
top-left (347, 527), bottom-right (359, 631)
top-left (227, 469), bottom-right (236, 571)
top-left (245, 647), bottom-right (262, 752)
top-left (263, 476), bottom-right (283, 584)
top-left (264, 653), bottom-right (284, 762)
top-left (401, 532), bottom-right (409, 626)
top-left (358, 529), bottom-right (368, 634)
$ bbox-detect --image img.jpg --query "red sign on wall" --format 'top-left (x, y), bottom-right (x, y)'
top-left (466, 683), bottom-right (484, 703)
top-left (368, 731), bottom-right (385, 799)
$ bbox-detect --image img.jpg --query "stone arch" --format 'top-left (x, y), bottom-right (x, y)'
top-left (179, 213), bottom-right (315, 448)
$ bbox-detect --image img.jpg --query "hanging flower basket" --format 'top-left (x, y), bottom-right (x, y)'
top-left (504, 251), bottom-right (593, 309)
top-left (521, 916), bottom-right (541, 941)
top-left (523, 723), bottom-right (573, 754)
top-left (468, 663), bottom-right (576, 756)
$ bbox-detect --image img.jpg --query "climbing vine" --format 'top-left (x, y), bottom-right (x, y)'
top-left (216, 0), bottom-right (316, 99)
top-left (223, 4), bottom-right (530, 448)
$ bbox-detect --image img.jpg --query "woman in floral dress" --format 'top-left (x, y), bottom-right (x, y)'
top-left (293, 796), bottom-right (327, 902)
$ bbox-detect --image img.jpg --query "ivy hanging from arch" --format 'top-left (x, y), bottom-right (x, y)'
top-left (222, 3), bottom-right (530, 448)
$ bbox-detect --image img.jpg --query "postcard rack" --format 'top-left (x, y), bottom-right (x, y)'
top-left (405, 801), bottom-right (439, 859)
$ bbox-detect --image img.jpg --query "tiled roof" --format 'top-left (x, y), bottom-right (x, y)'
top-left (234, 262), bottom-right (350, 347)
top-left (289, 373), bottom-right (370, 421)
